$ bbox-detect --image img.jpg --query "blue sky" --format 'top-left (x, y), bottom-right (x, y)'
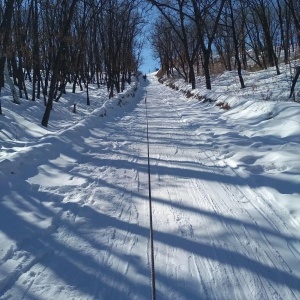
top-left (140, 42), bottom-right (160, 75)
top-left (139, 5), bottom-right (160, 74)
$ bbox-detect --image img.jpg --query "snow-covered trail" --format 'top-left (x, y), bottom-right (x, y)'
top-left (144, 76), bottom-right (300, 299)
top-left (1, 74), bottom-right (300, 299)
top-left (0, 83), bottom-right (153, 299)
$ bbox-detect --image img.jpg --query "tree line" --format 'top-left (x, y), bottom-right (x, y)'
top-left (148, 0), bottom-right (300, 90)
top-left (0, 0), bottom-right (144, 126)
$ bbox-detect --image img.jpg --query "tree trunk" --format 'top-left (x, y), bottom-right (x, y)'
top-left (32, 0), bottom-right (40, 101)
top-left (229, 0), bottom-right (245, 89)
top-left (41, 0), bottom-right (77, 127)
top-left (0, 0), bottom-right (15, 91)
top-left (202, 51), bottom-right (211, 90)
top-left (86, 81), bottom-right (90, 106)
top-left (189, 63), bottom-right (196, 89)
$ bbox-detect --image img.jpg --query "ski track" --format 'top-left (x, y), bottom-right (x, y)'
top-left (1, 75), bottom-right (300, 299)
top-left (145, 78), bottom-right (300, 300)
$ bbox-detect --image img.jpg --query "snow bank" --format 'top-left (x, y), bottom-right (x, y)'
top-left (158, 65), bottom-right (300, 225)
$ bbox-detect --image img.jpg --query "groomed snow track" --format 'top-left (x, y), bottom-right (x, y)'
top-left (0, 73), bottom-right (300, 299)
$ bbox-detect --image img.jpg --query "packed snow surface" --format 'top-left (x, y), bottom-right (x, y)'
top-left (0, 70), bottom-right (300, 299)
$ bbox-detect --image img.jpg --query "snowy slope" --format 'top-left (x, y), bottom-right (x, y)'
top-left (0, 71), bottom-right (300, 299)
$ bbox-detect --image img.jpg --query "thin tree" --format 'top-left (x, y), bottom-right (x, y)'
top-left (227, 0), bottom-right (245, 88)
top-left (41, 0), bottom-right (77, 127)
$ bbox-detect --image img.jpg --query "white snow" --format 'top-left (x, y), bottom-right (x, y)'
top-left (0, 67), bottom-right (300, 299)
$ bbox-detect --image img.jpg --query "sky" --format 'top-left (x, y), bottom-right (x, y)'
top-left (0, 62), bottom-right (300, 299)
top-left (140, 45), bottom-right (160, 74)
top-left (139, 4), bottom-right (160, 74)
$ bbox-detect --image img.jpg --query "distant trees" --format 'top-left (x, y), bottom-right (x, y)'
top-left (0, 0), bottom-right (144, 127)
top-left (149, 1), bottom-right (201, 89)
top-left (151, 18), bottom-right (188, 80)
top-left (99, 0), bottom-right (143, 98)
top-left (149, 0), bottom-right (226, 90)
top-left (284, 0), bottom-right (300, 46)
top-left (0, 0), bottom-right (299, 115)
top-left (150, 0), bottom-right (300, 90)
top-left (218, 0), bottom-right (246, 88)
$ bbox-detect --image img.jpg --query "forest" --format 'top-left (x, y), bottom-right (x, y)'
top-left (149, 0), bottom-right (300, 91)
top-left (0, 0), bottom-right (299, 127)
top-left (0, 0), bottom-right (144, 127)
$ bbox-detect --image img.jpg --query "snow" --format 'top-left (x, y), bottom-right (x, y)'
top-left (1, 67), bottom-right (300, 299)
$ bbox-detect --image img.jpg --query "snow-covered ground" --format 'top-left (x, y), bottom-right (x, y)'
top-left (0, 67), bottom-right (300, 299)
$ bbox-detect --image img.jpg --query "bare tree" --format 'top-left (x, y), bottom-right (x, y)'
top-left (148, 1), bottom-right (201, 89)
top-left (220, 0), bottom-right (245, 88)
top-left (190, 0), bottom-right (226, 89)
top-left (247, 0), bottom-right (280, 74)
top-left (41, 0), bottom-right (77, 127)
top-left (0, 0), bottom-right (15, 94)
top-left (284, 0), bottom-right (300, 46)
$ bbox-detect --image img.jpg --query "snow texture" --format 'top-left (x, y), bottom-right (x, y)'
top-left (0, 68), bottom-right (300, 299)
